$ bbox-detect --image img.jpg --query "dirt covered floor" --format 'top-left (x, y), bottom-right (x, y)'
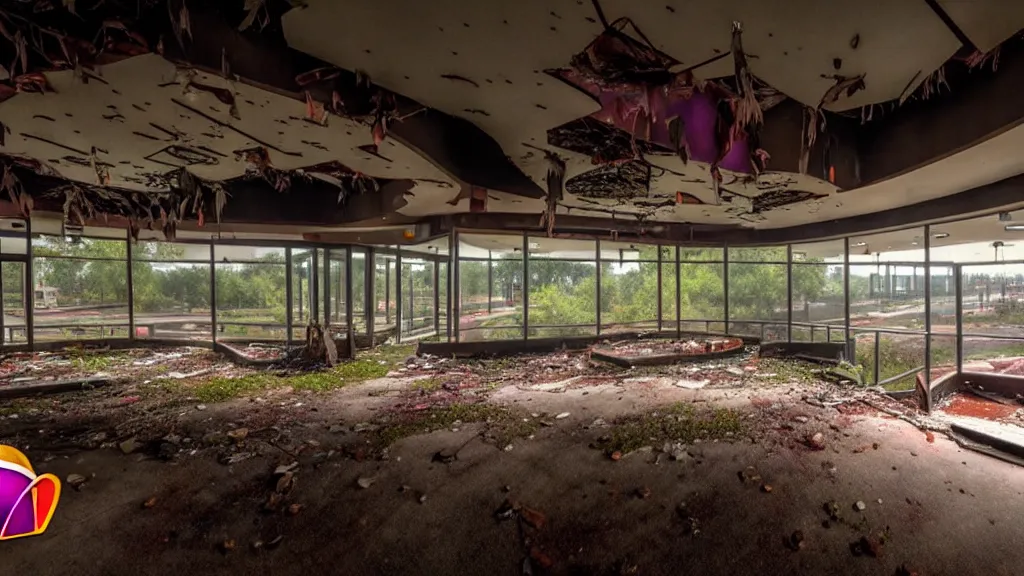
top-left (2, 344), bottom-right (1023, 575)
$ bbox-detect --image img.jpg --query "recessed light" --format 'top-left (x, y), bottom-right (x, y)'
top-left (932, 232), bottom-right (949, 239)
top-left (853, 242), bottom-right (867, 247)
top-left (1005, 224), bottom-right (1024, 231)
top-left (911, 242), bottom-right (918, 246)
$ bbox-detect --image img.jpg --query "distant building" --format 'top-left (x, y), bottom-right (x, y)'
top-left (33, 285), bottom-right (58, 309)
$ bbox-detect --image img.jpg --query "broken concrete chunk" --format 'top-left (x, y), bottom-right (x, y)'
top-left (66, 473), bottom-right (87, 490)
top-left (119, 437), bottom-right (140, 454)
top-left (356, 476), bottom-right (377, 489)
top-left (675, 379), bottom-right (709, 390)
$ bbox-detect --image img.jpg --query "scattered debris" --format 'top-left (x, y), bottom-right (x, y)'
top-left (142, 496), bottom-right (158, 509)
top-left (806, 432), bottom-right (826, 450)
top-left (119, 437), bottom-right (140, 454)
top-left (785, 530), bottom-right (805, 551)
top-left (738, 466), bottom-right (762, 485)
top-left (66, 473), bottom-right (88, 491)
top-left (854, 500), bottom-right (866, 512)
top-left (555, 412), bottom-right (570, 420)
top-left (357, 476), bottom-right (377, 489)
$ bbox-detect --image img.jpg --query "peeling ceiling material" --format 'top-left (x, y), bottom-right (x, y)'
top-left (0, 55), bottom-right (454, 192)
top-left (0, 1), bottom-right (1020, 241)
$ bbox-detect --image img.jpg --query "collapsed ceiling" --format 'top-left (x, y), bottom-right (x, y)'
top-left (0, 0), bottom-right (1020, 243)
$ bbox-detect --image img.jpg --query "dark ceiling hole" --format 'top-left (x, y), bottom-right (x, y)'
top-left (536, 82), bottom-right (544, 86)
top-left (452, 51), bottom-right (459, 56)
top-left (585, 16), bottom-right (596, 23)
top-left (485, 79), bottom-right (493, 83)
top-left (64, 113), bottom-right (72, 117)
top-left (504, 79), bottom-right (513, 85)
top-left (551, 11), bottom-right (560, 18)
top-left (665, 5), bottom-right (675, 12)
top-left (566, 160), bottom-right (651, 199)
top-left (404, 75), bottom-right (411, 80)
top-left (364, 49), bottom-right (372, 54)
top-left (548, 117), bottom-right (665, 164)
top-left (550, 26), bottom-right (558, 32)
top-left (502, 19), bottom-right (509, 24)
top-left (712, 48), bottom-right (721, 54)
top-left (833, 58), bottom-right (843, 70)
top-left (768, 32), bottom-right (773, 37)
top-left (463, 22), bottom-right (470, 27)
top-left (438, 26), bottom-right (444, 32)
top-left (536, 104), bottom-right (548, 110)
top-left (783, 51), bottom-right (789, 56)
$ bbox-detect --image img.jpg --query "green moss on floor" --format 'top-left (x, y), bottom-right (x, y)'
top-left (185, 344), bottom-right (417, 403)
top-left (374, 402), bottom-right (538, 449)
top-left (411, 377), bottom-right (444, 393)
top-left (754, 358), bottom-right (823, 384)
top-left (598, 403), bottom-right (744, 455)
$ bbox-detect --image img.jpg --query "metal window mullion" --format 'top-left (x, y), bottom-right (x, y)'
top-left (656, 244), bottom-right (663, 332)
top-left (285, 247), bottom-right (293, 347)
top-left (209, 241), bottom-right (217, 346)
top-left (786, 244), bottom-right (793, 343)
top-left (395, 248), bottom-right (403, 344)
top-left (453, 231), bottom-right (460, 343)
top-left (323, 248), bottom-right (332, 329)
top-left (955, 265), bottom-right (963, 374)
top-left (844, 238), bottom-right (851, 359)
top-left (345, 248), bottom-right (354, 359)
top-left (487, 250), bottom-right (493, 314)
top-left (723, 245), bottom-right (729, 335)
top-left (924, 224), bottom-right (932, 412)
top-left (25, 218), bottom-right (33, 350)
top-left (595, 238), bottom-right (602, 335)
top-left (449, 232), bottom-right (456, 342)
top-left (522, 232), bottom-right (529, 340)
top-left (311, 249), bottom-right (319, 324)
top-left (675, 245), bottom-right (681, 339)
top-left (126, 230), bottom-right (135, 340)
top-left (433, 255), bottom-right (441, 338)
top-left (366, 247), bottom-right (376, 347)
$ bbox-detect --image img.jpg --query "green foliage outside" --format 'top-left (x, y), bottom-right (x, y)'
top-left (457, 247), bottom-right (845, 336)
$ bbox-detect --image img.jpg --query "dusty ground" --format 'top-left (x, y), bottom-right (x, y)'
top-left (2, 345), bottom-right (1023, 576)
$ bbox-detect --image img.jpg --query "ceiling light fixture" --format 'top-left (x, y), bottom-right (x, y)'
top-left (853, 242), bottom-right (867, 247)
top-left (932, 232), bottom-right (949, 239)
top-left (1005, 224), bottom-right (1024, 231)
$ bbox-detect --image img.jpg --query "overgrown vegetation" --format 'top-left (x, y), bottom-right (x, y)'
top-left (597, 403), bottom-right (744, 455)
top-left (373, 402), bottom-right (538, 448)
top-left (185, 344), bottom-right (415, 402)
